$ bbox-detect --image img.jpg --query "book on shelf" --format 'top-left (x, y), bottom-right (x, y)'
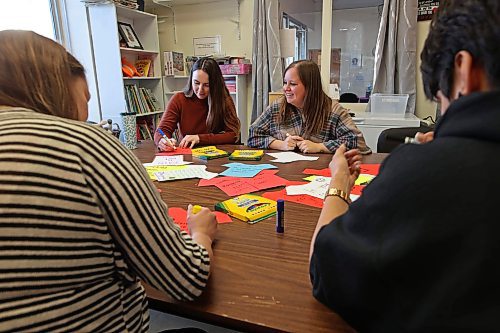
top-left (137, 55), bottom-right (154, 77)
top-left (135, 59), bottom-right (151, 77)
top-left (124, 85), bottom-right (161, 114)
top-left (164, 51), bottom-right (184, 76)
top-left (191, 146), bottom-right (229, 160)
top-left (215, 194), bottom-right (276, 224)
top-left (229, 150), bottom-right (264, 161)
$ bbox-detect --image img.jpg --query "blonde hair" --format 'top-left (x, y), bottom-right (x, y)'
top-left (0, 30), bottom-right (85, 120)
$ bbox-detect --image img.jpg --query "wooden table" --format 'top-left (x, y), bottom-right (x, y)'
top-left (133, 141), bottom-right (387, 333)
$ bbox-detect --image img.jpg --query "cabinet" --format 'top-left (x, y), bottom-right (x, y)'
top-left (83, 3), bottom-right (164, 137)
top-left (352, 112), bottom-right (421, 152)
top-left (163, 74), bottom-right (248, 143)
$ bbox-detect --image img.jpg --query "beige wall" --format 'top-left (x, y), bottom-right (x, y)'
top-left (415, 20), bottom-right (437, 120)
top-left (148, 0), bottom-right (254, 126)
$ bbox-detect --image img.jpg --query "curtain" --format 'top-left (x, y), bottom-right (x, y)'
top-left (372, 0), bottom-right (417, 113)
top-left (251, 0), bottom-right (282, 122)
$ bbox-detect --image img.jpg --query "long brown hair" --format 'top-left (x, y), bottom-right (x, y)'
top-left (183, 57), bottom-right (240, 140)
top-left (279, 60), bottom-right (332, 137)
top-left (0, 30), bottom-right (85, 120)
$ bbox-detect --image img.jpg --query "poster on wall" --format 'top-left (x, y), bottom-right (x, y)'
top-left (418, 0), bottom-right (440, 21)
top-left (193, 36), bottom-right (222, 57)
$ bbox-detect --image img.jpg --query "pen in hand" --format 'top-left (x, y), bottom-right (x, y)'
top-left (157, 128), bottom-right (176, 150)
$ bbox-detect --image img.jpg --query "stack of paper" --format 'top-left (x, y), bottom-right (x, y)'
top-left (267, 152), bottom-right (319, 163)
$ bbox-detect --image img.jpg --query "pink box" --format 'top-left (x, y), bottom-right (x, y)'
top-left (219, 64), bottom-right (252, 75)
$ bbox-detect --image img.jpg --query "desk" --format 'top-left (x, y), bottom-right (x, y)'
top-left (133, 141), bottom-right (387, 333)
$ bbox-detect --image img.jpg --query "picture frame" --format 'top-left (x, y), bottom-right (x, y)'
top-left (117, 22), bottom-right (143, 50)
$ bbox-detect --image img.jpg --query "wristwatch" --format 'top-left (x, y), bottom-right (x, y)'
top-left (324, 187), bottom-right (351, 204)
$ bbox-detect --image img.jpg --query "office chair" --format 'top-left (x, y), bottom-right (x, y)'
top-left (339, 92), bottom-right (359, 103)
top-left (377, 123), bottom-right (434, 153)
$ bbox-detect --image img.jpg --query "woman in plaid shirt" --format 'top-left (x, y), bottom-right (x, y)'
top-left (248, 60), bottom-right (371, 154)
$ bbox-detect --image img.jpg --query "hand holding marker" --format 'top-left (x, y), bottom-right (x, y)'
top-left (192, 205), bottom-right (202, 214)
top-left (157, 128), bottom-right (176, 150)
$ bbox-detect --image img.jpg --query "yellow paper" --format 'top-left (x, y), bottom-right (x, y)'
top-left (144, 165), bottom-right (187, 180)
top-left (355, 174), bottom-right (375, 186)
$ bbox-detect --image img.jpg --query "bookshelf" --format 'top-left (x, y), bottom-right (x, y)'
top-left (163, 74), bottom-right (248, 143)
top-left (83, 3), bottom-right (164, 140)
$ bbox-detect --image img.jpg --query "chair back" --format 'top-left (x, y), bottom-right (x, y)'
top-left (339, 92), bottom-right (359, 103)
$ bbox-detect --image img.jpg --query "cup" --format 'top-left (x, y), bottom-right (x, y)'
top-left (120, 112), bottom-right (137, 149)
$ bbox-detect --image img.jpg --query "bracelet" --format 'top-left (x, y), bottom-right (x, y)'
top-left (324, 187), bottom-right (351, 205)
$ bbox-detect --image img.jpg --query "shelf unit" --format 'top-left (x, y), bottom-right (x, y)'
top-left (163, 74), bottom-right (248, 143)
top-left (84, 3), bottom-right (164, 139)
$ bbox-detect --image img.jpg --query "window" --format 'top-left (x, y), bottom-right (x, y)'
top-left (282, 13), bottom-right (308, 61)
top-left (0, 0), bottom-right (57, 40)
top-left (280, 0), bottom-right (383, 100)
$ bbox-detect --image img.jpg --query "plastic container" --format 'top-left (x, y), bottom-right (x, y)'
top-left (370, 93), bottom-right (409, 117)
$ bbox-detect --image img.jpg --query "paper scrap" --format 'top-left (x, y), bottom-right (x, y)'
top-left (168, 207), bottom-right (232, 233)
top-left (263, 182), bottom-right (324, 208)
top-left (156, 148), bottom-right (192, 156)
top-left (219, 162), bottom-right (277, 178)
top-left (144, 165), bottom-right (188, 180)
top-left (267, 152), bottom-right (319, 163)
top-left (155, 165), bottom-right (218, 181)
top-left (286, 176), bottom-right (331, 199)
top-left (198, 169), bottom-right (288, 196)
top-left (149, 155), bottom-right (191, 166)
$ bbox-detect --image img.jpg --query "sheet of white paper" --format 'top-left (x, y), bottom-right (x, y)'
top-left (154, 165), bottom-right (217, 181)
top-left (286, 176), bottom-right (331, 199)
top-left (267, 152), bottom-right (319, 163)
top-left (148, 155), bottom-right (191, 166)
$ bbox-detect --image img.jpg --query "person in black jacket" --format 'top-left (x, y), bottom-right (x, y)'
top-left (309, 1), bottom-right (500, 332)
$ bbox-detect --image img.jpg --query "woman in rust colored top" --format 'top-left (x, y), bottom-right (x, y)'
top-left (155, 57), bottom-right (241, 150)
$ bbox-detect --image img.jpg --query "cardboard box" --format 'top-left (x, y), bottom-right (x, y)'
top-left (219, 64), bottom-right (252, 75)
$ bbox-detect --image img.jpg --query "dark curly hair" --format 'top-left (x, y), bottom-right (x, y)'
top-left (420, 0), bottom-right (500, 100)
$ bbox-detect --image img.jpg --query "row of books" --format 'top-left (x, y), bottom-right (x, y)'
top-left (164, 52), bottom-right (251, 77)
top-left (136, 113), bottom-right (162, 141)
top-left (124, 85), bottom-right (161, 114)
top-left (224, 77), bottom-right (236, 93)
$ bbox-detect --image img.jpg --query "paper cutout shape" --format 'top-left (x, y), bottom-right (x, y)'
top-left (149, 155), bottom-right (191, 166)
top-left (219, 162), bottom-right (277, 178)
top-left (355, 174), bottom-right (376, 186)
top-left (168, 207), bottom-right (189, 233)
top-left (303, 168), bottom-right (331, 177)
top-left (198, 169), bottom-right (288, 196)
top-left (155, 165), bottom-right (218, 181)
top-left (263, 185), bottom-right (324, 208)
top-left (156, 148), bottom-right (192, 156)
top-left (302, 164), bottom-right (381, 177)
top-left (286, 176), bottom-right (331, 199)
top-left (168, 207), bottom-right (232, 233)
top-left (144, 165), bottom-right (188, 180)
top-left (267, 152), bottom-right (319, 163)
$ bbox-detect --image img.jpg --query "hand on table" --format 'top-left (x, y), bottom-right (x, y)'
top-left (328, 145), bottom-right (362, 192)
top-left (282, 134), bottom-right (303, 151)
top-left (297, 140), bottom-right (325, 154)
top-left (179, 135), bottom-right (200, 148)
top-left (158, 137), bottom-right (177, 151)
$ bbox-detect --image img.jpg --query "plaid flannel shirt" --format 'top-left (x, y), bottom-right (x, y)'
top-left (248, 100), bottom-right (371, 153)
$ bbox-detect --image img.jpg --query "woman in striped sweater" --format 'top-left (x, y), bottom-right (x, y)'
top-left (0, 30), bottom-right (216, 332)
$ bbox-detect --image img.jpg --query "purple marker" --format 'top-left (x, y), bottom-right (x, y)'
top-left (276, 199), bottom-right (284, 233)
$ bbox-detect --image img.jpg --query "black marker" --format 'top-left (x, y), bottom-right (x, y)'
top-left (276, 199), bottom-right (284, 233)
